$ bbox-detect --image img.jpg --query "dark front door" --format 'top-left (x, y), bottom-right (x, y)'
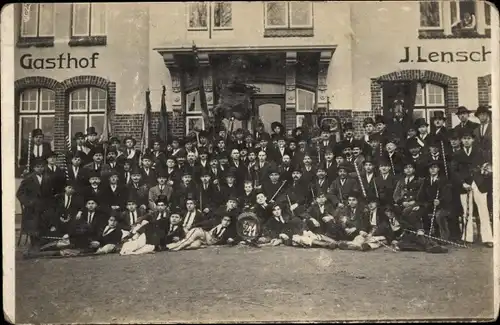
top-left (252, 95), bottom-right (285, 133)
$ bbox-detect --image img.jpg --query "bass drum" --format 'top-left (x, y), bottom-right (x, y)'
top-left (236, 212), bottom-right (262, 241)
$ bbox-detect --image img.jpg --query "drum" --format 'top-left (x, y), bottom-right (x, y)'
top-left (236, 212), bottom-right (262, 241)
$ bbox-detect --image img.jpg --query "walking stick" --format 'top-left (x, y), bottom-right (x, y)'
top-left (441, 141), bottom-right (449, 179)
top-left (404, 229), bottom-right (468, 248)
top-left (24, 132), bottom-right (33, 175)
top-left (429, 188), bottom-right (440, 236)
top-left (286, 194), bottom-right (295, 217)
top-left (270, 180), bottom-right (287, 202)
top-left (354, 161), bottom-right (367, 198)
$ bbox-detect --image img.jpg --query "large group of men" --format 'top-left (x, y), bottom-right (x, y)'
top-left (17, 104), bottom-right (494, 258)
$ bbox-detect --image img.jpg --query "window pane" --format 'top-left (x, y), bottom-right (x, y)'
top-left (186, 91), bottom-right (201, 113)
top-left (213, 2), bottom-right (232, 28)
top-left (70, 115), bottom-right (87, 136)
top-left (290, 2), bottom-right (311, 27)
top-left (296, 115), bottom-right (305, 127)
top-left (189, 3), bottom-right (208, 29)
top-left (451, 0), bottom-right (476, 30)
top-left (90, 87), bottom-right (107, 111)
top-left (70, 88), bottom-right (88, 111)
top-left (485, 3), bottom-right (491, 26)
top-left (20, 116), bottom-right (37, 141)
top-left (90, 115), bottom-right (105, 136)
top-left (266, 2), bottom-right (287, 27)
top-left (73, 3), bottom-right (90, 36)
top-left (426, 84), bottom-right (444, 106)
top-left (412, 109), bottom-right (425, 120)
top-left (488, 84), bottom-right (492, 105)
top-left (297, 89), bottom-right (314, 112)
top-left (21, 3), bottom-right (38, 36)
top-left (91, 3), bottom-right (106, 35)
top-left (20, 89), bottom-right (38, 112)
top-left (186, 117), bottom-right (204, 134)
top-left (40, 115), bottom-right (54, 144)
top-left (420, 1), bottom-right (441, 28)
top-left (414, 83), bottom-right (424, 106)
top-left (40, 89), bottom-right (55, 112)
top-left (38, 3), bottom-right (54, 36)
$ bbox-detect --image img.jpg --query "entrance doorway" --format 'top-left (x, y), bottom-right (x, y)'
top-left (252, 95), bottom-right (285, 133)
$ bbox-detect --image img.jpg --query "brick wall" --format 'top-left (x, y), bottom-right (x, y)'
top-left (478, 74), bottom-right (491, 107)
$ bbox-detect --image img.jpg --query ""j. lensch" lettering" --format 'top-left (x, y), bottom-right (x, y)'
top-left (20, 52), bottom-right (100, 70)
top-left (399, 46), bottom-right (490, 63)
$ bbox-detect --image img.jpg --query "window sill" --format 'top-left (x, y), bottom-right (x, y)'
top-left (17, 36), bottom-right (54, 48)
top-left (68, 36), bottom-right (107, 47)
top-left (264, 28), bottom-right (314, 38)
top-left (418, 29), bottom-right (490, 39)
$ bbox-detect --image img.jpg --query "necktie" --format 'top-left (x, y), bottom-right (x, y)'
top-left (159, 186), bottom-right (164, 193)
top-left (351, 208), bottom-right (355, 215)
top-left (88, 212), bottom-right (93, 224)
top-left (128, 149), bottom-right (132, 155)
top-left (170, 225), bottom-right (174, 232)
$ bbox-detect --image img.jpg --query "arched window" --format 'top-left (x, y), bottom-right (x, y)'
top-left (295, 88), bottom-right (315, 127)
top-left (185, 90), bottom-right (205, 135)
top-left (412, 83), bottom-right (446, 125)
top-left (18, 88), bottom-right (55, 160)
top-left (68, 87), bottom-right (107, 137)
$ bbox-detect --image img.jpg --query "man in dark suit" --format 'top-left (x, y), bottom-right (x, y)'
top-left (84, 127), bottom-right (100, 152)
top-left (182, 196), bottom-right (206, 232)
top-left (90, 215), bottom-right (123, 254)
top-left (16, 158), bottom-right (55, 248)
top-left (84, 147), bottom-right (111, 179)
top-left (127, 167), bottom-right (149, 213)
top-left (120, 197), bottom-right (148, 231)
top-left (106, 148), bottom-right (123, 176)
top-left (48, 182), bottom-right (85, 237)
top-left (45, 150), bottom-right (66, 195)
top-left (256, 150), bottom-right (277, 185)
top-left (228, 148), bottom-right (246, 186)
top-left (327, 163), bottom-right (359, 210)
top-left (19, 128), bottom-right (53, 173)
top-left (275, 136), bottom-right (291, 163)
top-left (140, 153), bottom-right (157, 188)
top-left (258, 133), bottom-right (277, 163)
top-left (473, 105), bottom-right (492, 159)
top-left (164, 211), bottom-right (186, 245)
top-left (101, 171), bottom-right (129, 217)
top-left (321, 148), bottom-right (338, 186)
top-left (66, 151), bottom-right (89, 191)
top-left (453, 106), bottom-right (479, 134)
top-left (78, 196), bottom-right (107, 241)
top-left (451, 129), bottom-right (493, 246)
top-left (69, 132), bottom-right (91, 165)
top-left (83, 170), bottom-right (105, 203)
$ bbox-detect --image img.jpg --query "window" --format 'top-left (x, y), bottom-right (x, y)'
top-left (71, 3), bottom-right (106, 37)
top-left (186, 116), bottom-right (205, 135)
top-left (412, 83), bottom-right (446, 125)
top-left (296, 115), bottom-right (305, 127)
top-left (213, 2), bottom-right (232, 29)
top-left (488, 83), bottom-right (492, 106)
top-left (419, 0), bottom-right (442, 29)
top-left (295, 89), bottom-right (315, 126)
top-left (18, 88), bottom-right (55, 163)
top-left (264, 1), bottom-right (313, 29)
top-left (69, 87), bottom-right (107, 137)
top-left (419, 0), bottom-right (490, 38)
top-left (187, 2), bottom-right (232, 31)
top-left (20, 3), bottom-right (54, 37)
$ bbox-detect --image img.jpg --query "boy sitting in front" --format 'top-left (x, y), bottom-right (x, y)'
top-left (166, 215), bottom-right (235, 251)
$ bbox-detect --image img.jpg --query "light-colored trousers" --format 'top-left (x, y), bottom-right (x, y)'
top-left (460, 182), bottom-right (493, 243)
top-left (346, 235), bottom-right (386, 250)
top-left (120, 233), bottom-right (155, 255)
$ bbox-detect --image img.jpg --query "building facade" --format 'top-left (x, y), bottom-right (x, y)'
top-left (14, 1), bottom-right (494, 167)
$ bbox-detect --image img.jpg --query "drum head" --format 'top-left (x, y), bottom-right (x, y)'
top-left (236, 212), bottom-right (262, 241)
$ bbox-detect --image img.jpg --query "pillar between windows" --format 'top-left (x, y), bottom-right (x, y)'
top-left (285, 51), bottom-right (297, 111)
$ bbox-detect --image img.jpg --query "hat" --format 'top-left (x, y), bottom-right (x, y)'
top-left (386, 137), bottom-right (400, 146)
top-left (363, 156), bottom-right (375, 165)
top-left (368, 134), bottom-right (382, 142)
top-left (268, 166), bottom-right (280, 176)
top-left (406, 137), bottom-right (420, 149)
top-left (337, 162), bottom-right (352, 172)
top-left (174, 148), bottom-right (187, 158)
top-left (87, 170), bottom-right (101, 179)
top-left (141, 153), bottom-right (153, 161)
top-left (156, 168), bottom-right (168, 178)
top-left (46, 150), bottom-right (57, 158)
top-left (198, 147), bottom-right (209, 156)
top-left (32, 158), bottom-right (46, 167)
top-left (70, 151), bottom-right (86, 159)
top-left (199, 169), bottom-right (211, 177)
top-left (198, 130), bottom-right (209, 138)
top-left (107, 170), bottom-right (120, 178)
top-left (85, 195), bottom-right (99, 205)
top-left (123, 158), bottom-right (135, 166)
top-left (89, 147), bottom-right (104, 156)
top-left (170, 136), bottom-right (180, 144)
top-left (123, 136), bottom-right (137, 145)
top-left (378, 157), bottom-right (391, 166)
top-left (427, 160), bottom-right (443, 169)
top-left (414, 118), bottom-right (429, 128)
top-left (347, 190), bottom-right (361, 200)
top-left (74, 132), bottom-right (85, 140)
top-left (366, 195), bottom-right (379, 204)
top-left (109, 136), bottom-right (120, 144)
top-left (185, 192), bottom-right (197, 202)
top-left (32, 128), bottom-right (44, 137)
top-left (292, 127), bottom-right (304, 138)
top-left (170, 206), bottom-right (182, 215)
top-left (428, 136), bottom-right (441, 148)
top-left (130, 166), bottom-right (142, 175)
top-left (86, 127), bottom-right (97, 136)
top-left (351, 140), bottom-right (363, 149)
top-left (374, 115), bottom-right (386, 125)
top-left (271, 121), bottom-right (285, 132)
top-left (460, 128), bottom-right (475, 139)
top-left (402, 160), bottom-right (416, 169)
top-left (475, 105), bottom-right (491, 117)
top-left (343, 122), bottom-right (354, 130)
top-left (150, 136), bottom-right (164, 146)
top-left (156, 195), bottom-right (168, 205)
top-left (433, 111), bottom-right (446, 121)
top-left (225, 167), bottom-right (237, 178)
top-left (456, 106), bottom-right (470, 115)
top-left (126, 196), bottom-right (138, 204)
top-left (449, 130), bottom-right (460, 140)
top-left (64, 180), bottom-right (79, 189)
top-left (181, 170), bottom-right (193, 177)
top-left (234, 128), bottom-right (244, 135)
top-left (291, 166), bottom-right (303, 173)
top-left (106, 147), bottom-right (117, 154)
top-left (363, 117), bottom-right (375, 127)
top-left (227, 194), bottom-right (239, 203)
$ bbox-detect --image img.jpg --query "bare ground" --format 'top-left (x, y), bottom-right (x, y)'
top-left (15, 244), bottom-right (495, 323)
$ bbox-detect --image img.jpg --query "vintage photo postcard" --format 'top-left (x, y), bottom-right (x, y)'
top-left (2, 1), bottom-right (499, 323)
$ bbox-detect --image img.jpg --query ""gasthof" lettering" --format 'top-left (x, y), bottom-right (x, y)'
top-left (20, 52), bottom-right (100, 70)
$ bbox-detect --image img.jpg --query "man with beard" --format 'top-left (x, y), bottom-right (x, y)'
top-left (279, 154), bottom-right (294, 183)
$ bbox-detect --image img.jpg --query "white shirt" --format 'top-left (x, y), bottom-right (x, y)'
top-left (366, 173), bottom-right (374, 184)
top-left (87, 212), bottom-right (95, 224)
top-left (127, 149), bottom-right (136, 158)
top-left (157, 212), bottom-right (167, 220)
top-left (144, 168), bottom-right (150, 175)
top-left (169, 224), bottom-right (178, 233)
top-left (110, 184), bottom-right (117, 192)
top-left (212, 225), bottom-right (226, 238)
top-left (480, 124), bottom-right (488, 136)
top-left (430, 176), bottom-right (438, 185)
top-left (72, 166), bottom-right (79, 177)
top-left (319, 205), bottom-right (325, 214)
top-left (405, 176), bottom-right (414, 185)
top-left (340, 179), bottom-right (346, 186)
top-left (34, 144), bottom-right (43, 157)
top-left (64, 194), bottom-right (72, 209)
top-left (129, 211), bottom-right (137, 225)
top-left (275, 215), bottom-right (285, 224)
top-left (369, 209), bottom-right (377, 226)
top-left (464, 147), bottom-right (472, 156)
top-left (103, 226), bottom-right (114, 236)
top-left (389, 218), bottom-right (401, 231)
top-left (36, 175), bottom-right (43, 185)
top-left (48, 165), bottom-right (56, 172)
top-left (183, 211), bottom-right (196, 229)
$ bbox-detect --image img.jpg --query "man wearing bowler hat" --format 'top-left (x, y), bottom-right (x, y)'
top-left (20, 128), bottom-right (52, 173)
top-left (472, 105), bottom-right (492, 158)
top-left (123, 136), bottom-right (141, 163)
top-left (414, 118), bottom-right (431, 149)
top-left (70, 131), bottom-right (91, 164)
top-left (85, 126), bottom-right (100, 151)
top-left (453, 106), bottom-right (479, 134)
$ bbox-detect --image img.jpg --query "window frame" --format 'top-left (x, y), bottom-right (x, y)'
top-left (296, 88), bottom-right (315, 113)
top-left (68, 87), bottom-right (107, 138)
top-left (296, 114), bottom-right (306, 127)
top-left (185, 90), bottom-right (203, 115)
top-left (450, 0), bottom-right (477, 31)
top-left (419, 0), bottom-right (443, 30)
top-left (488, 83), bottom-right (492, 106)
top-left (411, 83), bottom-right (447, 125)
top-left (71, 3), bottom-right (107, 37)
top-left (484, 2), bottom-right (491, 27)
top-left (264, 1), bottom-right (313, 30)
top-left (212, 2), bottom-right (233, 30)
top-left (20, 3), bottom-right (56, 38)
top-left (186, 116), bottom-right (205, 135)
top-left (187, 2), bottom-right (209, 31)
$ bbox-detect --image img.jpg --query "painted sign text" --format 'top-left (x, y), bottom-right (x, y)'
top-left (399, 46), bottom-right (490, 63)
top-left (20, 52), bottom-right (100, 70)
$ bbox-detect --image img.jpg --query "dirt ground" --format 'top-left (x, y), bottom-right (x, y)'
top-left (15, 243), bottom-right (495, 323)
